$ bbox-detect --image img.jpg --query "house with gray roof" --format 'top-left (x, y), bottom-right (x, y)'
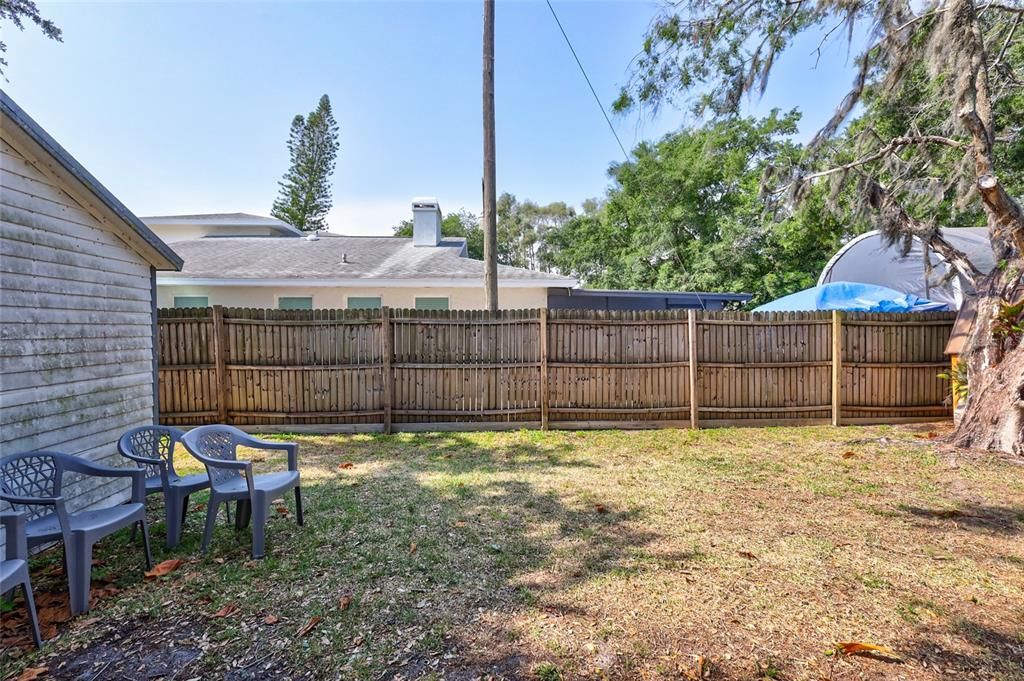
top-left (143, 212), bottom-right (303, 241)
top-left (151, 199), bottom-right (576, 310)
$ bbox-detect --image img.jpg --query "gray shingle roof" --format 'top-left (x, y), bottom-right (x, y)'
top-left (161, 236), bottom-right (576, 283)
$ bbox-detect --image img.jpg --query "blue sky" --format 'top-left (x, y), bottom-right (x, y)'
top-left (4, 1), bottom-right (864, 235)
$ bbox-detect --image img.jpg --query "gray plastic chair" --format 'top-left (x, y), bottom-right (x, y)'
top-left (0, 451), bottom-right (152, 616)
top-left (1, 511), bottom-right (43, 648)
top-left (181, 425), bottom-right (302, 559)
top-left (118, 426), bottom-right (213, 548)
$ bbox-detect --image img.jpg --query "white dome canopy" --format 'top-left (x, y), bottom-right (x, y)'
top-left (818, 227), bottom-right (996, 309)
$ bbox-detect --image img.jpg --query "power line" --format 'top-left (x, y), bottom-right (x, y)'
top-left (544, 1), bottom-right (707, 308)
top-left (544, 0), bottom-right (631, 162)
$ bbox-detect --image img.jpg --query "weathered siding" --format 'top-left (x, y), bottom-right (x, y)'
top-left (1, 137), bottom-right (155, 511)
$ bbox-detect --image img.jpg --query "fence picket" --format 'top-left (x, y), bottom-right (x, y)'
top-left (156, 307), bottom-right (956, 431)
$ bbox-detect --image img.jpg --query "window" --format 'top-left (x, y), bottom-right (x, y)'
top-left (278, 296), bottom-right (313, 310)
top-left (348, 296), bottom-right (382, 310)
top-left (173, 296), bottom-right (208, 308)
top-left (415, 296), bottom-right (449, 311)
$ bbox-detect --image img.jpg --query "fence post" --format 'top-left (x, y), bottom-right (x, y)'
top-left (382, 307), bottom-right (393, 434)
top-left (832, 310), bottom-right (843, 426)
top-left (539, 308), bottom-right (549, 430)
top-left (688, 309), bottom-right (699, 429)
top-left (211, 305), bottom-right (229, 423)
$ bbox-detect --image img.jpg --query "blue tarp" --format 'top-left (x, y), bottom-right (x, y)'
top-left (753, 281), bottom-right (950, 313)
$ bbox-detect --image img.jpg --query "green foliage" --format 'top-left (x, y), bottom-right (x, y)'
top-left (0, 0), bottom-right (62, 76)
top-left (938, 361), bottom-right (970, 404)
top-left (392, 197), bottom-right (573, 270)
top-left (271, 95), bottom-right (340, 232)
top-left (542, 112), bottom-right (857, 305)
top-left (534, 662), bottom-right (563, 681)
top-left (614, 0), bottom-right (1024, 274)
top-left (393, 209), bottom-right (484, 260)
top-left (992, 301), bottom-right (1024, 348)
top-left (497, 194), bottom-right (575, 271)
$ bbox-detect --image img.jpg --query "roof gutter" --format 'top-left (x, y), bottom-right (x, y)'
top-left (156, 276), bottom-right (579, 289)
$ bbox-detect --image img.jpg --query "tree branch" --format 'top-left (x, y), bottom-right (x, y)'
top-left (984, 2), bottom-right (1024, 15)
top-left (865, 177), bottom-right (983, 286)
top-left (955, 0), bottom-right (1024, 258)
top-left (800, 135), bottom-right (967, 183)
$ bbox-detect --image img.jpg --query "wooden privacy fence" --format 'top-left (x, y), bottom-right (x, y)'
top-left (156, 307), bottom-right (956, 432)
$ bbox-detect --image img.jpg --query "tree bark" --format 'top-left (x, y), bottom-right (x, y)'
top-left (954, 0), bottom-right (1024, 259)
top-left (938, 0), bottom-right (1024, 455)
top-left (952, 270), bottom-right (1024, 455)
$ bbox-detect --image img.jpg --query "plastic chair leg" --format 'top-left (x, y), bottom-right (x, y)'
top-left (234, 499), bottom-right (252, 530)
top-left (68, 535), bottom-right (93, 616)
top-left (22, 580), bottom-right (42, 648)
top-left (294, 486), bottom-right (304, 526)
top-left (251, 500), bottom-right (268, 559)
top-left (139, 519), bottom-right (153, 570)
top-left (165, 493), bottom-right (183, 549)
top-left (201, 501), bottom-right (219, 554)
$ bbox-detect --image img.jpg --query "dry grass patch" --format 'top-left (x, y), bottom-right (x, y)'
top-left (1, 424), bottom-right (1022, 680)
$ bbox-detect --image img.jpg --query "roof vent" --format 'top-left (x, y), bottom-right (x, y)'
top-left (412, 197), bottom-right (442, 247)
top-left (306, 231), bottom-right (319, 241)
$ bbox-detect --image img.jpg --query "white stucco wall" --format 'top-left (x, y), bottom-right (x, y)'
top-left (148, 224), bottom-right (282, 242)
top-left (156, 284), bottom-right (549, 310)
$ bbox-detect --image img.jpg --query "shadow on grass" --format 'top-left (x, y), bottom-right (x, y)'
top-left (4, 432), bottom-right (662, 680)
top-left (898, 618), bottom-right (1024, 680)
top-left (898, 502), bottom-right (1024, 535)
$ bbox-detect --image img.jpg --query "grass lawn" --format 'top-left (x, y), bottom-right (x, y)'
top-left (2, 424), bottom-right (1022, 680)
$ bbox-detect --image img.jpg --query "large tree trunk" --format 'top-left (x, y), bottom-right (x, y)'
top-left (947, 0), bottom-right (1024, 455)
top-left (952, 269), bottom-right (1024, 455)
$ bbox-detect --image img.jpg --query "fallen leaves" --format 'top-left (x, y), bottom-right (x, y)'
top-left (211, 603), bottom-right (239, 618)
top-left (263, 614), bottom-right (279, 625)
top-left (338, 594), bottom-right (353, 611)
top-left (842, 451), bottom-right (857, 459)
top-left (836, 641), bottom-right (904, 662)
top-left (738, 551), bottom-right (758, 561)
top-left (144, 559), bottom-right (184, 580)
top-left (409, 542), bottom-right (418, 554)
top-left (297, 616), bottom-right (321, 637)
top-left (275, 506), bottom-right (290, 516)
top-left (37, 604), bottom-right (72, 627)
top-left (681, 654), bottom-right (709, 680)
top-left (338, 462), bottom-right (354, 470)
top-left (594, 504), bottom-right (608, 514)
top-left (16, 667), bottom-right (48, 681)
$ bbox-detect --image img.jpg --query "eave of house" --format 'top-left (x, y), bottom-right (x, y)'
top-left (1, 90), bottom-right (183, 271)
top-left (156, 276), bottom-right (579, 288)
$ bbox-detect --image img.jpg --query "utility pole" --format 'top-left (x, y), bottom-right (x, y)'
top-left (482, 0), bottom-right (498, 312)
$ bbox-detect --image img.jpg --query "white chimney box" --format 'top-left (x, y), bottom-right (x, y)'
top-left (412, 197), bottom-right (442, 247)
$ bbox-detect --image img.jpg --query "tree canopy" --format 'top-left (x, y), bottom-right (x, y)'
top-left (542, 112), bottom-right (853, 305)
top-left (271, 95), bottom-right (340, 232)
top-left (613, 0), bottom-right (1023, 452)
top-left (0, 0), bottom-right (62, 77)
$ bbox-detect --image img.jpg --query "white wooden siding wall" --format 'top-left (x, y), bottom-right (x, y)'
top-left (0, 137), bottom-right (155, 514)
